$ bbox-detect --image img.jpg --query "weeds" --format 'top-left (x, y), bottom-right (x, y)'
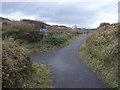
top-left (79, 23), bottom-right (118, 88)
top-left (2, 17), bottom-right (82, 88)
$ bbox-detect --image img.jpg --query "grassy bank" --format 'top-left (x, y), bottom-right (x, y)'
top-left (3, 32), bottom-right (81, 88)
top-left (2, 17), bottom-right (84, 88)
top-left (3, 38), bottom-right (53, 88)
top-left (27, 32), bottom-right (81, 54)
top-left (79, 23), bottom-right (118, 88)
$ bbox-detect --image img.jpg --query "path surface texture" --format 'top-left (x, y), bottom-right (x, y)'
top-left (31, 34), bottom-right (109, 88)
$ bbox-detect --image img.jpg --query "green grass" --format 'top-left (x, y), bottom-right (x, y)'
top-left (2, 38), bottom-right (31, 88)
top-left (2, 31), bottom-right (81, 88)
top-left (79, 23), bottom-right (118, 88)
top-left (2, 17), bottom-right (85, 88)
top-left (2, 37), bottom-right (54, 88)
top-left (3, 33), bottom-right (81, 88)
top-left (22, 62), bottom-right (53, 88)
top-left (45, 33), bottom-right (73, 45)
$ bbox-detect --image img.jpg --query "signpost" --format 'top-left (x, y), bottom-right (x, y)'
top-left (40, 29), bottom-right (48, 41)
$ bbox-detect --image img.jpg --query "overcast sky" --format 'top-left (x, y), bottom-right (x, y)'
top-left (0, 0), bottom-right (119, 28)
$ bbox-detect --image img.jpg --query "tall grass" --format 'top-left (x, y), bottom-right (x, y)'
top-left (45, 33), bottom-right (73, 45)
top-left (79, 23), bottom-right (118, 88)
top-left (2, 18), bottom-right (83, 88)
top-left (2, 38), bottom-right (32, 87)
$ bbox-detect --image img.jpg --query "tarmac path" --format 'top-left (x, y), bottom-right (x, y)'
top-left (31, 34), bottom-right (109, 88)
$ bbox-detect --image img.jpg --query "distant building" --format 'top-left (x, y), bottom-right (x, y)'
top-left (72, 24), bottom-right (77, 29)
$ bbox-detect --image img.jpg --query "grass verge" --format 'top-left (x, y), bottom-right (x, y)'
top-left (2, 17), bottom-right (84, 88)
top-left (79, 23), bottom-right (118, 88)
top-left (3, 32), bottom-right (81, 88)
top-left (22, 62), bottom-right (53, 88)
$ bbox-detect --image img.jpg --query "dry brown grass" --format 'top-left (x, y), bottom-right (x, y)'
top-left (79, 23), bottom-right (118, 88)
top-left (2, 17), bottom-right (86, 88)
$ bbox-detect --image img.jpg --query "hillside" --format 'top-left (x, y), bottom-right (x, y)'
top-left (2, 17), bottom-right (88, 88)
top-left (79, 23), bottom-right (119, 88)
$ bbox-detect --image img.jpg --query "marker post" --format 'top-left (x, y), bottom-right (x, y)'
top-left (40, 29), bottom-right (48, 43)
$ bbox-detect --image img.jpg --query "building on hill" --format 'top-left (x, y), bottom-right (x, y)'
top-left (72, 24), bottom-right (77, 29)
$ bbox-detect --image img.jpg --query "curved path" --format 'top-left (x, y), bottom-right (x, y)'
top-left (31, 34), bottom-right (109, 88)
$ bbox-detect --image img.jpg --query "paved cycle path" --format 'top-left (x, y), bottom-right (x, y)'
top-left (31, 34), bottom-right (109, 88)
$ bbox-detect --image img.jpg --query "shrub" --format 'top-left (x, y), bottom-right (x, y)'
top-left (80, 23), bottom-right (118, 88)
top-left (46, 36), bottom-right (67, 45)
top-left (45, 33), bottom-right (74, 45)
top-left (3, 30), bottom-right (44, 43)
top-left (99, 22), bottom-right (110, 27)
top-left (2, 38), bottom-right (32, 88)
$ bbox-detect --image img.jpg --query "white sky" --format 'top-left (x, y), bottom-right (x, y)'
top-left (0, 0), bottom-right (119, 28)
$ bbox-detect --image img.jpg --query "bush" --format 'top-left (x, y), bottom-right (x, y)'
top-left (45, 33), bottom-right (73, 45)
top-left (2, 38), bottom-right (32, 88)
top-left (3, 31), bottom-right (44, 43)
top-left (46, 36), bottom-right (67, 45)
top-left (79, 23), bottom-right (118, 88)
top-left (99, 22), bottom-right (110, 27)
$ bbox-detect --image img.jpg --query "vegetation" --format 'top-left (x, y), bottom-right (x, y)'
top-left (3, 38), bottom-right (53, 88)
top-left (2, 17), bottom-right (86, 88)
top-left (45, 33), bottom-right (75, 45)
top-left (2, 16), bottom-right (118, 88)
top-left (79, 23), bottom-right (119, 88)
